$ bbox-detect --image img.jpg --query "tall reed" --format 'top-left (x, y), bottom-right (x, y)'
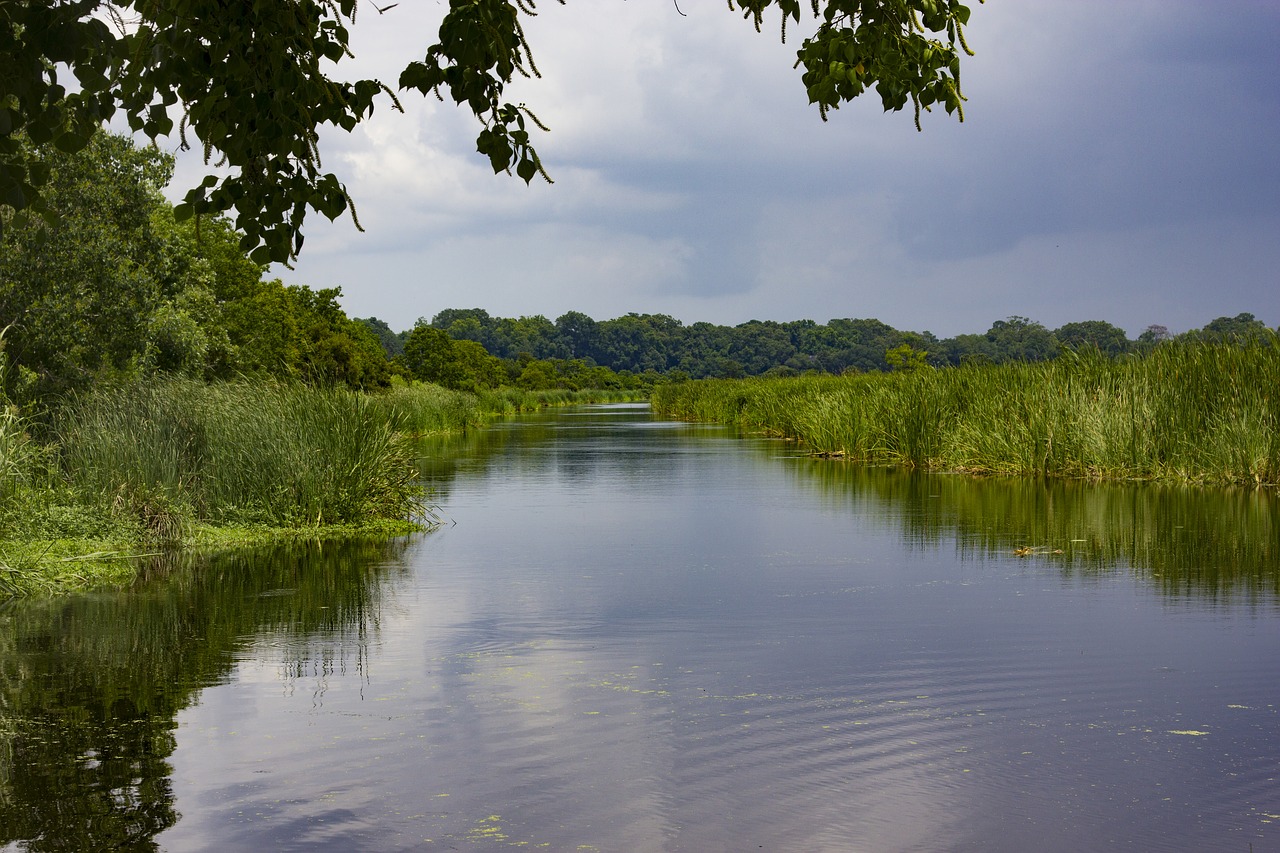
top-left (374, 381), bottom-right (647, 437)
top-left (651, 338), bottom-right (1280, 487)
top-left (57, 379), bottom-right (422, 527)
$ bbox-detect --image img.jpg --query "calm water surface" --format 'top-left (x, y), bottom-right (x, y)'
top-left (2, 403), bottom-right (1278, 851)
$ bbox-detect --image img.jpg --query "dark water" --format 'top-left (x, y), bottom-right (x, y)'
top-left (2, 403), bottom-right (1278, 852)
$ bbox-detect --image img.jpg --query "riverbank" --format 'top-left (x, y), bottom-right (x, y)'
top-left (651, 338), bottom-right (1280, 488)
top-left (1, 378), bottom-right (644, 596)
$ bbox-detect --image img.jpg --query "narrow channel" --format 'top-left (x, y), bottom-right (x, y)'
top-left (3, 403), bottom-right (1277, 851)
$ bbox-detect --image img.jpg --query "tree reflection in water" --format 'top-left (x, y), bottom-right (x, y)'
top-left (0, 537), bottom-right (410, 851)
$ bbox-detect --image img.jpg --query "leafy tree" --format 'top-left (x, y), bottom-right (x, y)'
top-left (402, 324), bottom-right (502, 390)
top-left (935, 332), bottom-right (996, 366)
top-left (219, 282), bottom-right (390, 388)
top-left (450, 339), bottom-right (507, 391)
top-left (885, 342), bottom-right (929, 371)
top-left (555, 311), bottom-right (601, 361)
top-left (402, 324), bottom-right (458, 387)
top-left (2, 1), bottom-right (981, 262)
top-left (0, 131), bottom-right (391, 395)
top-left (356, 316), bottom-right (406, 359)
top-left (728, 320), bottom-right (797, 375)
top-left (1195, 312), bottom-right (1269, 343)
top-left (0, 132), bottom-right (173, 399)
top-left (595, 314), bottom-right (677, 373)
top-left (982, 316), bottom-right (1056, 363)
top-left (1054, 320), bottom-right (1131, 357)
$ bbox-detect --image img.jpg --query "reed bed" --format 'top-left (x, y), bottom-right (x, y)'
top-left (374, 382), bottom-right (647, 437)
top-left (652, 338), bottom-right (1280, 487)
top-left (56, 379), bottom-right (422, 528)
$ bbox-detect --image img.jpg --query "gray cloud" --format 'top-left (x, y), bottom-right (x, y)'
top-left (192, 1), bottom-right (1280, 337)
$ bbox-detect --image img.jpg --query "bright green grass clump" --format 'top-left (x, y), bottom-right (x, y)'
top-left (652, 338), bottom-right (1280, 487)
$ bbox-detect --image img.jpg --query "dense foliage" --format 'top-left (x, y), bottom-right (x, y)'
top-left (0, 133), bottom-right (391, 403)
top-left (399, 307), bottom-right (1276, 380)
top-left (652, 337), bottom-right (1280, 488)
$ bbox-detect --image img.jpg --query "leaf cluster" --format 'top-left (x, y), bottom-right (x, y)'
top-left (731, 0), bottom-right (980, 127)
top-left (3, 0), bottom-right (979, 264)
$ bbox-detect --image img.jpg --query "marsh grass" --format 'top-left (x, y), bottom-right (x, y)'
top-left (652, 338), bottom-right (1280, 487)
top-left (0, 375), bottom-right (641, 596)
top-left (374, 380), bottom-right (647, 437)
top-left (56, 379), bottom-right (423, 528)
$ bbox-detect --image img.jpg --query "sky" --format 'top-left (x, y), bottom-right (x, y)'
top-left (168, 1), bottom-right (1280, 337)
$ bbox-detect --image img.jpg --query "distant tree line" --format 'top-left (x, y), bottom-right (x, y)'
top-left (4, 131), bottom-right (1272, 406)
top-left (363, 309), bottom-right (1275, 382)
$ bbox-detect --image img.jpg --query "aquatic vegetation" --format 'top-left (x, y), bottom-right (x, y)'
top-left (56, 378), bottom-right (423, 527)
top-left (373, 380), bottom-right (646, 437)
top-left (653, 338), bottom-right (1280, 488)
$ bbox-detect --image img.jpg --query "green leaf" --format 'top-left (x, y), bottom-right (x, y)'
top-left (53, 133), bottom-right (91, 154)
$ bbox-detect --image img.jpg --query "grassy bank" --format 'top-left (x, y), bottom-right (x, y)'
top-left (652, 338), bottom-right (1280, 487)
top-left (372, 380), bottom-right (647, 437)
top-left (2, 379), bottom-right (426, 595)
top-left (1, 378), bottom-right (641, 596)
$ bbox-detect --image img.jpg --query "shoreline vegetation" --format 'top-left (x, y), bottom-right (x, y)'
top-left (4, 131), bottom-right (1276, 600)
top-left (0, 378), bottom-right (643, 597)
top-left (651, 337), bottom-right (1280, 489)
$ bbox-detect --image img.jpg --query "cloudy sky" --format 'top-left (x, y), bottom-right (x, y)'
top-left (172, 1), bottom-right (1280, 337)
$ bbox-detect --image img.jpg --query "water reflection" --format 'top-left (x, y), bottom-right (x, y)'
top-left (778, 458), bottom-right (1280, 603)
top-left (423, 405), bottom-right (1280, 605)
top-left (1, 404), bottom-right (1276, 851)
top-left (0, 538), bottom-right (410, 851)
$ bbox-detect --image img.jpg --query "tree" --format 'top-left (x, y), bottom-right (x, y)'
top-left (356, 316), bottom-right (405, 359)
top-left (0, 131), bottom-right (174, 398)
top-left (1196, 313), bottom-right (1269, 343)
top-left (402, 324), bottom-right (459, 387)
top-left (885, 342), bottom-right (929, 371)
top-left (2, 1), bottom-right (981, 263)
top-left (1054, 320), bottom-right (1131, 357)
top-left (983, 316), bottom-right (1056, 363)
top-left (1136, 324), bottom-right (1171, 349)
top-left (555, 311), bottom-right (600, 361)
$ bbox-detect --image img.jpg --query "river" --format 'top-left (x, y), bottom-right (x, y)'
top-left (2, 403), bottom-right (1278, 851)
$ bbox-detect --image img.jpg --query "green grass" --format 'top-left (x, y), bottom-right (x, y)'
top-left (374, 379), bottom-right (647, 437)
top-left (0, 378), bottom-right (427, 596)
top-left (56, 378), bottom-right (422, 527)
top-left (652, 338), bottom-right (1280, 488)
top-left (0, 377), bottom-right (645, 596)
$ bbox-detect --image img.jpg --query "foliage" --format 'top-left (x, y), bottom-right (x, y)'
top-left (425, 308), bottom-right (1245, 379)
top-left (885, 342), bottom-right (929, 371)
top-left (1192, 312), bottom-right (1270, 344)
top-left (56, 378), bottom-right (422, 527)
top-left (0, 131), bottom-right (392, 397)
top-left (357, 315), bottom-right (406, 358)
top-left (0, 132), bottom-right (173, 399)
top-left (2, 1), bottom-right (981, 262)
top-left (652, 337), bottom-right (1280, 488)
top-left (1054, 320), bottom-right (1131, 357)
